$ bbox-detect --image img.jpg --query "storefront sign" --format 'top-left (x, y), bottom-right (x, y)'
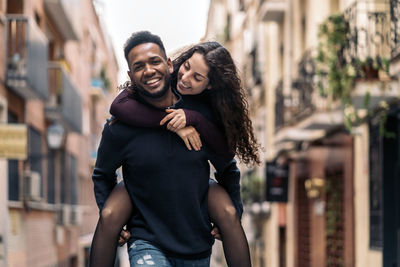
top-left (266, 161), bottom-right (289, 202)
top-left (0, 124), bottom-right (27, 160)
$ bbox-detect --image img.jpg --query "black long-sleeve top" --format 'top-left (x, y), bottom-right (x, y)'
top-left (92, 91), bottom-right (242, 259)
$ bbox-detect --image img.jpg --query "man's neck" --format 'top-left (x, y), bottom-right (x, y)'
top-left (141, 88), bottom-right (178, 109)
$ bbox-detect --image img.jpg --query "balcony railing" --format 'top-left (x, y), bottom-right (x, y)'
top-left (391, 0), bottom-right (400, 59)
top-left (291, 50), bottom-right (315, 122)
top-left (46, 62), bottom-right (82, 133)
top-left (6, 16), bottom-right (48, 99)
top-left (275, 51), bottom-right (316, 130)
top-left (343, 0), bottom-right (391, 62)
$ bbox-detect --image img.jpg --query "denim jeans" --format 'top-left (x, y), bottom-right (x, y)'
top-left (127, 239), bottom-right (210, 267)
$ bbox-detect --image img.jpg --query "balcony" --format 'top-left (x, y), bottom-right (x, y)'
top-left (290, 50), bottom-right (316, 122)
top-left (6, 16), bottom-right (48, 100)
top-left (259, 0), bottom-right (286, 22)
top-left (344, 0), bottom-right (391, 62)
top-left (275, 50), bottom-right (343, 144)
top-left (275, 51), bottom-right (316, 131)
top-left (43, 0), bottom-right (78, 41)
top-left (90, 78), bottom-right (107, 99)
top-left (46, 62), bottom-right (82, 133)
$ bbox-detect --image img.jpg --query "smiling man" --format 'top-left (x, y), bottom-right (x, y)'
top-left (127, 42), bottom-right (173, 101)
top-left (91, 31), bottom-right (242, 267)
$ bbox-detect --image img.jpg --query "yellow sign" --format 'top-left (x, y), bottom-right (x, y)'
top-left (0, 124), bottom-right (27, 160)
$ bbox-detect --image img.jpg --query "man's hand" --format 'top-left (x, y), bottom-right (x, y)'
top-left (175, 126), bottom-right (202, 151)
top-left (160, 109), bottom-right (186, 132)
top-left (211, 225), bottom-right (221, 240)
top-left (118, 229), bottom-right (131, 247)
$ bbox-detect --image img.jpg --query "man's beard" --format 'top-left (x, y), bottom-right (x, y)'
top-left (135, 77), bottom-right (171, 99)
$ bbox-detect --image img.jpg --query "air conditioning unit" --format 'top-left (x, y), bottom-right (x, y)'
top-left (23, 171), bottom-right (42, 201)
top-left (70, 205), bottom-right (82, 225)
top-left (57, 205), bottom-right (71, 226)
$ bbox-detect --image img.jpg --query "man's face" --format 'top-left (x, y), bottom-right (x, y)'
top-left (127, 43), bottom-right (173, 99)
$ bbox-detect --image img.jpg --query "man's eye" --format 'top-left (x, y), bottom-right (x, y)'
top-left (133, 65), bottom-right (143, 71)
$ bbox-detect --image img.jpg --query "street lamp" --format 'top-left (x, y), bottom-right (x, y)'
top-left (47, 122), bottom-right (65, 149)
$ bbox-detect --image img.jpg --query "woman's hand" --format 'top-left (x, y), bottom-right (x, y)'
top-left (160, 109), bottom-right (186, 132)
top-left (211, 225), bottom-right (221, 240)
top-left (118, 228), bottom-right (131, 247)
top-left (176, 126), bottom-right (202, 151)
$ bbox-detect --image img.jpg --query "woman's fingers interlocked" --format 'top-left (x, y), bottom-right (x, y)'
top-left (160, 109), bottom-right (187, 132)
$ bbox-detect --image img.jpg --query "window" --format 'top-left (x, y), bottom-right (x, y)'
top-left (69, 154), bottom-right (78, 205)
top-left (60, 152), bottom-right (78, 205)
top-left (60, 151), bottom-right (67, 204)
top-left (47, 150), bottom-right (55, 203)
top-left (8, 111), bottom-right (19, 201)
top-left (369, 119), bottom-right (383, 249)
top-left (28, 126), bottom-right (43, 197)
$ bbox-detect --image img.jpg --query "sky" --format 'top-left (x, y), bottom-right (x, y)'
top-left (96, 0), bottom-right (211, 83)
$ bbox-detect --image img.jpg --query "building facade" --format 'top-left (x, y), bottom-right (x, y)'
top-left (0, 0), bottom-right (119, 266)
top-left (205, 0), bottom-right (399, 266)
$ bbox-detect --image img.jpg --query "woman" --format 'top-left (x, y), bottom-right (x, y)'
top-left (90, 41), bottom-right (260, 267)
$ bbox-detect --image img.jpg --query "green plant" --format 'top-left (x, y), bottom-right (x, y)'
top-left (316, 14), bottom-right (354, 104)
top-left (241, 172), bottom-right (264, 204)
top-left (100, 66), bottom-right (111, 91)
top-left (316, 14), bottom-right (391, 134)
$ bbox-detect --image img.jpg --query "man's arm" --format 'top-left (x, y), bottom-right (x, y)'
top-left (209, 156), bottom-right (243, 219)
top-left (92, 121), bottom-right (125, 211)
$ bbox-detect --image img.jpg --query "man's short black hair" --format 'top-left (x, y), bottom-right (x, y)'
top-left (123, 31), bottom-right (167, 65)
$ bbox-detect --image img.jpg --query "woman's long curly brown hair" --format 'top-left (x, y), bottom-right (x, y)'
top-left (171, 41), bottom-right (260, 166)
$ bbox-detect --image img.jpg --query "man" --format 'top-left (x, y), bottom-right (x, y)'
top-left (92, 31), bottom-right (242, 266)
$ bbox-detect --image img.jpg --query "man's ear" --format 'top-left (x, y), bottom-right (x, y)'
top-left (167, 58), bottom-right (173, 73)
top-left (127, 70), bottom-right (132, 81)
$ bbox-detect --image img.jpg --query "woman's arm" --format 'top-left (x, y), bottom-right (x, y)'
top-left (110, 89), bottom-right (234, 159)
top-left (184, 109), bottom-right (234, 160)
top-left (109, 89), bottom-right (167, 128)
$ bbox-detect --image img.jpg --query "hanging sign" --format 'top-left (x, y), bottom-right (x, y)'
top-left (266, 161), bottom-right (289, 202)
top-left (0, 124), bottom-right (27, 160)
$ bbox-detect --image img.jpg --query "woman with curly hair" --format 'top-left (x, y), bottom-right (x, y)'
top-left (90, 41), bottom-right (260, 267)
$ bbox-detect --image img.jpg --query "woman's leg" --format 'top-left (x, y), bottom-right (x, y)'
top-left (208, 181), bottom-right (251, 267)
top-left (90, 182), bottom-right (133, 267)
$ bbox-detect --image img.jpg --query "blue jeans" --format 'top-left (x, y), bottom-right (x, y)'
top-left (127, 239), bottom-right (210, 267)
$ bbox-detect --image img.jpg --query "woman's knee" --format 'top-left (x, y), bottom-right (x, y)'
top-left (211, 201), bottom-right (240, 228)
top-left (221, 203), bottom-right (239, 223)
top-left (100, 206), bottom-right (124, 228)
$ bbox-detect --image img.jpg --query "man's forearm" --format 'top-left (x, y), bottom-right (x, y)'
top-left (92, 122), bottom-right (124, 211)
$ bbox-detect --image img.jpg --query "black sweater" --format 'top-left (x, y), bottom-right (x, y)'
top-left (92, 93), bottom-right (242, 259)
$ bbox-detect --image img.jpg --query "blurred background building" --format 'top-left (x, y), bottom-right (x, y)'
top-left (204, 0), bottom-right (399, 266)
top-left (0, 0), bottom-right (119, 266)
top-left (1, 0), bottom-right (400, 267)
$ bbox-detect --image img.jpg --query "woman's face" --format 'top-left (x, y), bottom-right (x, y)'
top-left (176, 52), bottom-right (210, 95)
